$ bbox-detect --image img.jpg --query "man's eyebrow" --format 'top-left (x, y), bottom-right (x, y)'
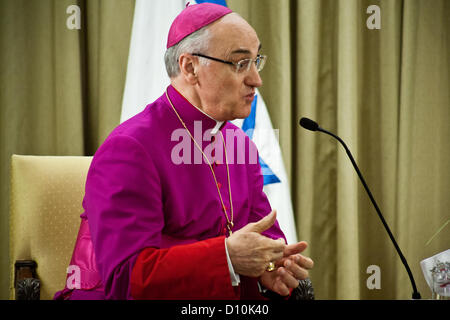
top-left (229, 44), bottom-right (262, 56)
top-left (230, 48), bottom-right (251, 55)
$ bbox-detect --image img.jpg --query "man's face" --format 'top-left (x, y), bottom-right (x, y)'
top-left (194, 14), bottom-right (263, 121)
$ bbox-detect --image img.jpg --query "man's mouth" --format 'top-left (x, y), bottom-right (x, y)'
top-left (244, 92), bottom-right (255, 101)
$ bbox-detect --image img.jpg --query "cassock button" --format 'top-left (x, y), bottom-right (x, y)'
top-left (217, 182), bottom-right (222, 189)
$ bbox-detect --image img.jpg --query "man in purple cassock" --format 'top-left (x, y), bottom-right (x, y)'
top-left (54, 3), bottom-right (314, 300)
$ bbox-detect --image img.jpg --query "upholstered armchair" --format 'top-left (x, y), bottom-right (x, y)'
top-left (9, 155), bottom-right (314, 300)
top-left (9, 155), bottom-right (92, 300)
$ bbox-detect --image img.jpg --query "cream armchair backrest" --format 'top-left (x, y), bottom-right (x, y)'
top-left (9, 155), bottom-right (92, 300)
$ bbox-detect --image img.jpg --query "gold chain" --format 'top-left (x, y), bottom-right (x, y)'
top-left (165, 90), bottom-right (234, 235)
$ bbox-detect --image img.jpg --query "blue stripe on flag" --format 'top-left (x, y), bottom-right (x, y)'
top-left (195, 0), bottom-right (228, 7)
top-left (242, 95), bottom-right (257, 139)
top-left (260, 157), bottom-right (281, 185)
top-left (241, 95), bottom-right (280, 186)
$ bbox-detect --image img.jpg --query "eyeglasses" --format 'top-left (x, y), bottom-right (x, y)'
top-left (192, 53), bottom-right (267, 73)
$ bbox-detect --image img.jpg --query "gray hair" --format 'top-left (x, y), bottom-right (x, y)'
top-left (164, 26), bottom-right (211, 78)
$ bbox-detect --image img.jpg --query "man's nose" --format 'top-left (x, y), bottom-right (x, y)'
top-left (245, 64), bottom-right (263, 88)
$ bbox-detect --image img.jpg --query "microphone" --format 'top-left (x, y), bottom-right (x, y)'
top-left (299, 117), bottom-right (319, 131)
top-left (299, 117), bottom-right (421, 300)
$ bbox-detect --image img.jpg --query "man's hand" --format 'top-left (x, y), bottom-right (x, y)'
top-left (259, 241), bottom-right (314, 296)
top-left (225, 210), bottom-right (286, 277)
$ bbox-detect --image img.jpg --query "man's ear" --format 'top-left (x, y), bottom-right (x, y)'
top-left (178, 53), bottom-right (198, 85)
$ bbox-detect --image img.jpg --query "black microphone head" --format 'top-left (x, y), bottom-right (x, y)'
top-left (299, 117), bottom-right (319, 131)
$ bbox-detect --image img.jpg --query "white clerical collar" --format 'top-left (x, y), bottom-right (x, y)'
top-left (191, 102), bottom-right (224, 135)
top-left (211, 120), bottom-right (224, 135)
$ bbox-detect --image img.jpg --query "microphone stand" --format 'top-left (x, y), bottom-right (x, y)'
top-left (317, 125), bottom-right (421, 300)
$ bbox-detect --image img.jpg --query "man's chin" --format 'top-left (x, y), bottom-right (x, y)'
top-left (237, 106), bottom-right (252, 119)
top-left (223, 105), bottom-right (251, 121)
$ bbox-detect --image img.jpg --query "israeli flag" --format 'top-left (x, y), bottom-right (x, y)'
top-left (120, 0), bottom-right (298, 244)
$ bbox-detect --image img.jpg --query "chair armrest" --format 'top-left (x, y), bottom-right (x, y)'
top-left (14, 260), bottom-right (40, 300)
top-left (289, 278), bottom-right (314, 300)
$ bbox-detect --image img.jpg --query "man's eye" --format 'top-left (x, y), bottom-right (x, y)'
top-left (238, 60), bottom-right (250, 70)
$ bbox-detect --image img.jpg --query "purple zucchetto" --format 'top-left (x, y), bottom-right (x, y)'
top-left (167, 3), bottom-right (232, 49)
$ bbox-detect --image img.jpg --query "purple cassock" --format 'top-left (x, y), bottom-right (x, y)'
top-left (54, 85), bottom-right (286, 299)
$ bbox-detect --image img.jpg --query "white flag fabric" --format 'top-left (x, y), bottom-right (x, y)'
top-left (120, 0), bottom-right (184, 122)
top-left (230, 90), bottom-right (297, 244)
top-left (120, 0), bottom-right (298, 244)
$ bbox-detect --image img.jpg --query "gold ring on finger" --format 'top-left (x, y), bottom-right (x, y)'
top-left (266, 261), bottom-right (275, 272)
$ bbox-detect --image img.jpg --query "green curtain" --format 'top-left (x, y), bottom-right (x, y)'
top-left (0, 0), bottom-right (135, 299)
top-left (1, 0), bottom-right (449, 300)
top-left (229, 0), bottom-right (450, 299)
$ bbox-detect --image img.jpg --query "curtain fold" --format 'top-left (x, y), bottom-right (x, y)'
top-left (0, 0), bottom-right (135, 299)
top-left (229, 0), bottom-right (450, 299)
top-left (395, 0), bottom-right (450, 299)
